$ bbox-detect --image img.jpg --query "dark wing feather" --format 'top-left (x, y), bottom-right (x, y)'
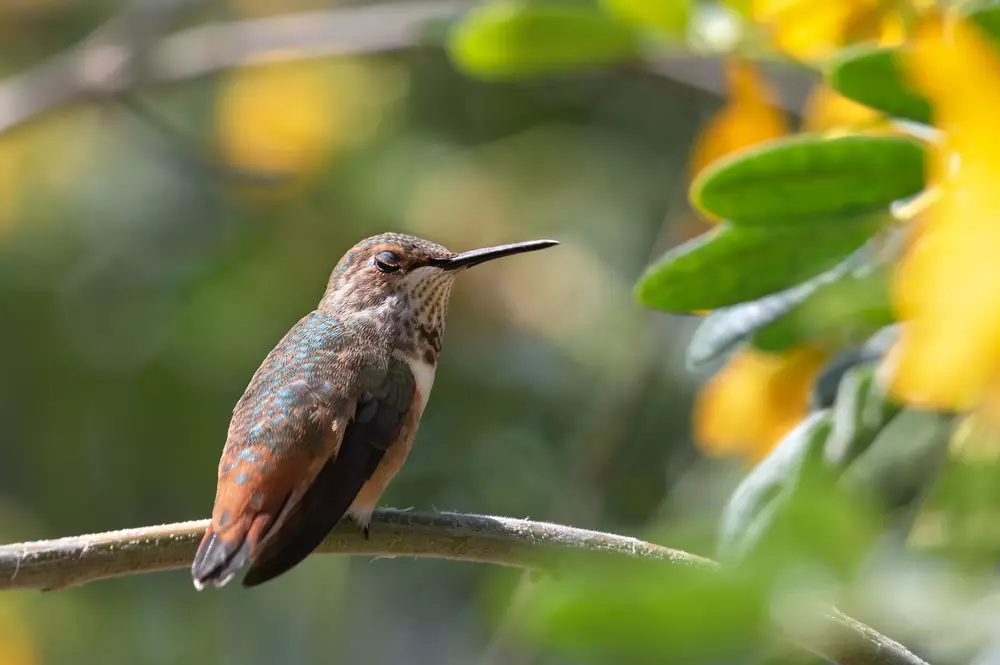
top-left (241, 358), bottom-right (415, 587)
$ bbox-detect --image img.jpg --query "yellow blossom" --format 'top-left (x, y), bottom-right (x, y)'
top-left (215, 57), bottom-right (408, 198)
top-left (694, 347), bottom-right (829, 461)
top-left (801, 82), bottom-right (886, 134)
top-left (752, 0), bottom-right (876, 61)
top-left (216, 58), bottom-right (340, 183)
top-left (751, 0), bottom-right (928, 62)
top-left (886, 17), bottom-right (1000, 410)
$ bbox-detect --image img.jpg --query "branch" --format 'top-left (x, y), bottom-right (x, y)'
top-left (0, 509), bottom-right (927, 665)
top-left (0, 0), bottom-right (814, 137)
top-left (819, 609), bottom-right (933, 665)
top-left (0, 0), bottom-right (471, 135)
top-left (0, 508), bottom-right (707, 591)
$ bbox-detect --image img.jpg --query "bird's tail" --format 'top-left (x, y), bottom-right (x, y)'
top-left (191, 496), bottom-right (290, 590)
top-left (191, 526), bottom-right (252, 590)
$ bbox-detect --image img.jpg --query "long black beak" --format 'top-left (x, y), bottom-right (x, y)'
top-left (430, 239), bottom-right (559, 270)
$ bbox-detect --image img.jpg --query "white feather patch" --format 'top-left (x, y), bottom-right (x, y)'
top-left (403, 353), bottom-right (436, 414)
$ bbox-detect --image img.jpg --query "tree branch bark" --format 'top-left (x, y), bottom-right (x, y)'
top-left (0, 509), bottom-right (928, 665)
top-left (0, 509), bottom-right (708, 591)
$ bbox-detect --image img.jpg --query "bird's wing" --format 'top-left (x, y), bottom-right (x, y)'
top-left (241, 357), bottom-right (415, 586)
top-left (192, 312), bottom-right (383, 589)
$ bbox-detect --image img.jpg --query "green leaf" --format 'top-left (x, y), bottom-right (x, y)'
top-left (686, 245), bottom-right (872, 368)
top-left (685, 288), bottom-right (809, 369)
top-left (970, 5), bottom-right (1000, 44)
top-left (447, 2), bottom-right (640, 80)
top-left (751, 265), bottom-right (895, 352)
top-left (635, 217), bottom-right (883, 312)
top-left (719, 410), bottom-right (883, 580)
top-left (717, 411), bottom-right (833, 564)
top-left (822, 7), bottom-right (1000, 126)
top-left (822, 363), bottom-right (900, 469)
top-left (692, 135), bottom-right (927, 225)
top-left (599, 0), bottom-right (690, 37)
top-left (825, 45), bottom-right (933, 125)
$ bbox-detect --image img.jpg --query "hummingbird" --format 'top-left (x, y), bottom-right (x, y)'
top-left (191, 232), bottom-right (558, 589)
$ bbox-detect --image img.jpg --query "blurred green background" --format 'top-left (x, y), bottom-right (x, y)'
top-left (0, 1), bottom-right (745, 662)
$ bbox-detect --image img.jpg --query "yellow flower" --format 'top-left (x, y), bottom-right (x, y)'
top-left (216, 57), bottom-right (408, 197)
top-left (694, 347), bottom-right (829, 461)
top-left (886, 16), bottom-right (1000, 410)
top-left (217, 58), bottom-right (340, 183)
top-left (751, 0), bottom-right (926, 62)
top-left (801, 82), bottom-right (886, 134)
top-left (754, 0), bottom-right (872, 61)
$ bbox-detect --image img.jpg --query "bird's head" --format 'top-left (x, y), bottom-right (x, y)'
top-left (319, 233), bottom-right (558, 342)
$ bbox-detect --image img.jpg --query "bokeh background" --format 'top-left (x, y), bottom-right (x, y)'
top-left (2, 1), bottom-right (990, 664)
top-left (0, 2), bottom-right (746, 663)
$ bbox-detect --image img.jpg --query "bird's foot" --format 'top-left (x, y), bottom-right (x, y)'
top-left (348, 512), bottom-right (371, 540)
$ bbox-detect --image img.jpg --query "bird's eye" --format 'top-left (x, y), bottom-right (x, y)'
top-left (373, 250), bottom-right (401, 273)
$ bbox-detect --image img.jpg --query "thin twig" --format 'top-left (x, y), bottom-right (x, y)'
top-left (0, 509), bottom-right (929, 665)
top-left (0, 0), bottom-right (471, 134)
top-left (0, 0), bottom-right (815, 137)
